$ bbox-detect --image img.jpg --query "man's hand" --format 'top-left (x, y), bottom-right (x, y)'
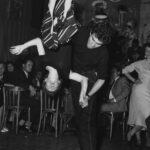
top-left (108, 98), bottom-right (116, 103)
top-left (29, 85), bottom-right (36, 96)
top-left (79, 76), bottom-right (88, 108)
top-left (10, 45), bottom-right (24, 55)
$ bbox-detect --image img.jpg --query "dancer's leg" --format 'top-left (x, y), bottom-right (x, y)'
top-left (127, 125), bottom-right (143, 141)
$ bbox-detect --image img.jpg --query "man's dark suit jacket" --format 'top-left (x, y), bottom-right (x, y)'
top-left (101, 76), bottom-right (130, 112)
top-left (15, 69), bottom-right (32, 90)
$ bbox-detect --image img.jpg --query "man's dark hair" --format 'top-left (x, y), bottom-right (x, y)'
top-left (6, 61), bottom-right (14, 66)
top-left (111, 64), bottom-right (122, 73)
top-left (22, 58), bottom-right (33, 65)
top-left (90, 20), bottom-right (113, 45)
top-left (0, 61), bottom-right (5, 67)
top-left (144, 42), bottom-right (150, 49)
top-left (132, 38), bottom-right (139, 45)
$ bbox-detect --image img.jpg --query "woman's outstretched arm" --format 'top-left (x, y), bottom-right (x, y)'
top-left (10, 38), bottom-right (45, 56)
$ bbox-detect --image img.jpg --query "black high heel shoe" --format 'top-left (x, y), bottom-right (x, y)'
top-left (126, 132), bottom-right (134, 146)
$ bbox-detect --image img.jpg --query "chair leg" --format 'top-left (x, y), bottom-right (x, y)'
top-left (55, 113), bottom-right (58, 137)
top-left (109, 112), bottom-right (114, 141)
top-left (27, 108), bottom-right (31, 130)
top-left (37, 114), bottom-right (43, 135)
top-left (122, 112), bottom-right (126, 140)
top-left (59, 113), bottom-right (64, 136)
top-left (16, 109), bottom-right (19, 134)
top-left (42, 114), bottom-right (47, 132)
top-left (1, 106), bottom-right (6, 129)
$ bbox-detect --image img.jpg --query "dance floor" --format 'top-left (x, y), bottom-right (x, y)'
top-left (0, 126), bottom-right (149, 150)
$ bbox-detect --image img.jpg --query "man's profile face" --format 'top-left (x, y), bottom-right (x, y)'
top-left (23, 60), bottom-right (33, 73)
top-left (87, 33), bottom-right (102, 49)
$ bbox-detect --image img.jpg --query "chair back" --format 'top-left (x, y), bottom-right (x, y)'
top-left (3, 86), bottom-right (24, 110)
top-left (3, 86), bottom-right (27, 134)
top-left (40, 89), bottom-right (60, 113)
top-left (37, 89), bottom-right (61, 136)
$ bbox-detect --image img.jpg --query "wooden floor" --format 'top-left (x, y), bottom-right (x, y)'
top-left (0, 126), bottom-right (150, 150)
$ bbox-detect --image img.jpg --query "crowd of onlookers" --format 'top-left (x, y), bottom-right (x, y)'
top-left (0, 58), bottom-right (51, 133)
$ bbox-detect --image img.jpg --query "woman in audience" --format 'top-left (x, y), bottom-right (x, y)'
top-left (122, 43), bottom-right (150, 145)
top-left (5, 61), bottom-right (17, 85)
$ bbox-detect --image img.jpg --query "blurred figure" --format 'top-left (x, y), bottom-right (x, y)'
top-left (32, 70), bottom-right (43, 100)
top-left (122, 43), bottom-right (150, 145)
top-left (0, 61), bottom-right (8, 133)
top-left (5, 61), bottom-right (17, 85)
top-left (127, 39), bottom-right (143, 64)
top-left (32, 70), bottom-right (43, 89)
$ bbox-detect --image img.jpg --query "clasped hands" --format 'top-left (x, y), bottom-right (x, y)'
top-left (79, 94), bottom-right (90, 108)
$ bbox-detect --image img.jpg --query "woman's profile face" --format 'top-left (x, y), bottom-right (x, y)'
top-left (145, 46), bottom-right (150, 59)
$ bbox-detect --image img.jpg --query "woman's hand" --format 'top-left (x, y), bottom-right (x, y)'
top-left (79, 95), bottom-right (88, 108)
top-left (10, 45), bottom-right (24, 55)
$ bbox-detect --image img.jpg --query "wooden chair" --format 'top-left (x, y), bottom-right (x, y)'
top-left (37, 89), bottom-right (61, 137)
top-left (59, 88), bottom-right (75, 135)
top-left (3, 86), bottom-right (30, 134)
top-left (101, 96), bottom-right (129, 141)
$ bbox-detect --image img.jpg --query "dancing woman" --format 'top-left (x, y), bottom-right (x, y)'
top-left (10, 38), bottom-right (88, 108)
top-left (10, 0), bottom-right (88, 107)
top-left (122, 43), bottom-right (150, 145)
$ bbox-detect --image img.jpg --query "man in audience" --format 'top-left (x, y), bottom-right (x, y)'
top-left (15, 58), bottom-right (40, 132)
top-left (100, 65), bottom-right (130, 112)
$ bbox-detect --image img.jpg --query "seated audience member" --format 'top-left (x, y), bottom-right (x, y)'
top-left (0, 61), bottom-right (8, 133)
top-left (32, 70), bottom-right (43, 89)
top-left (14, 58), bottom-right (40, 131)
top-left (100, 65), bottom-right (130, 112)
top-left (5, 61), bottom-right (17, 85)
top-left (32, 70), bottom-right (43, 100)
